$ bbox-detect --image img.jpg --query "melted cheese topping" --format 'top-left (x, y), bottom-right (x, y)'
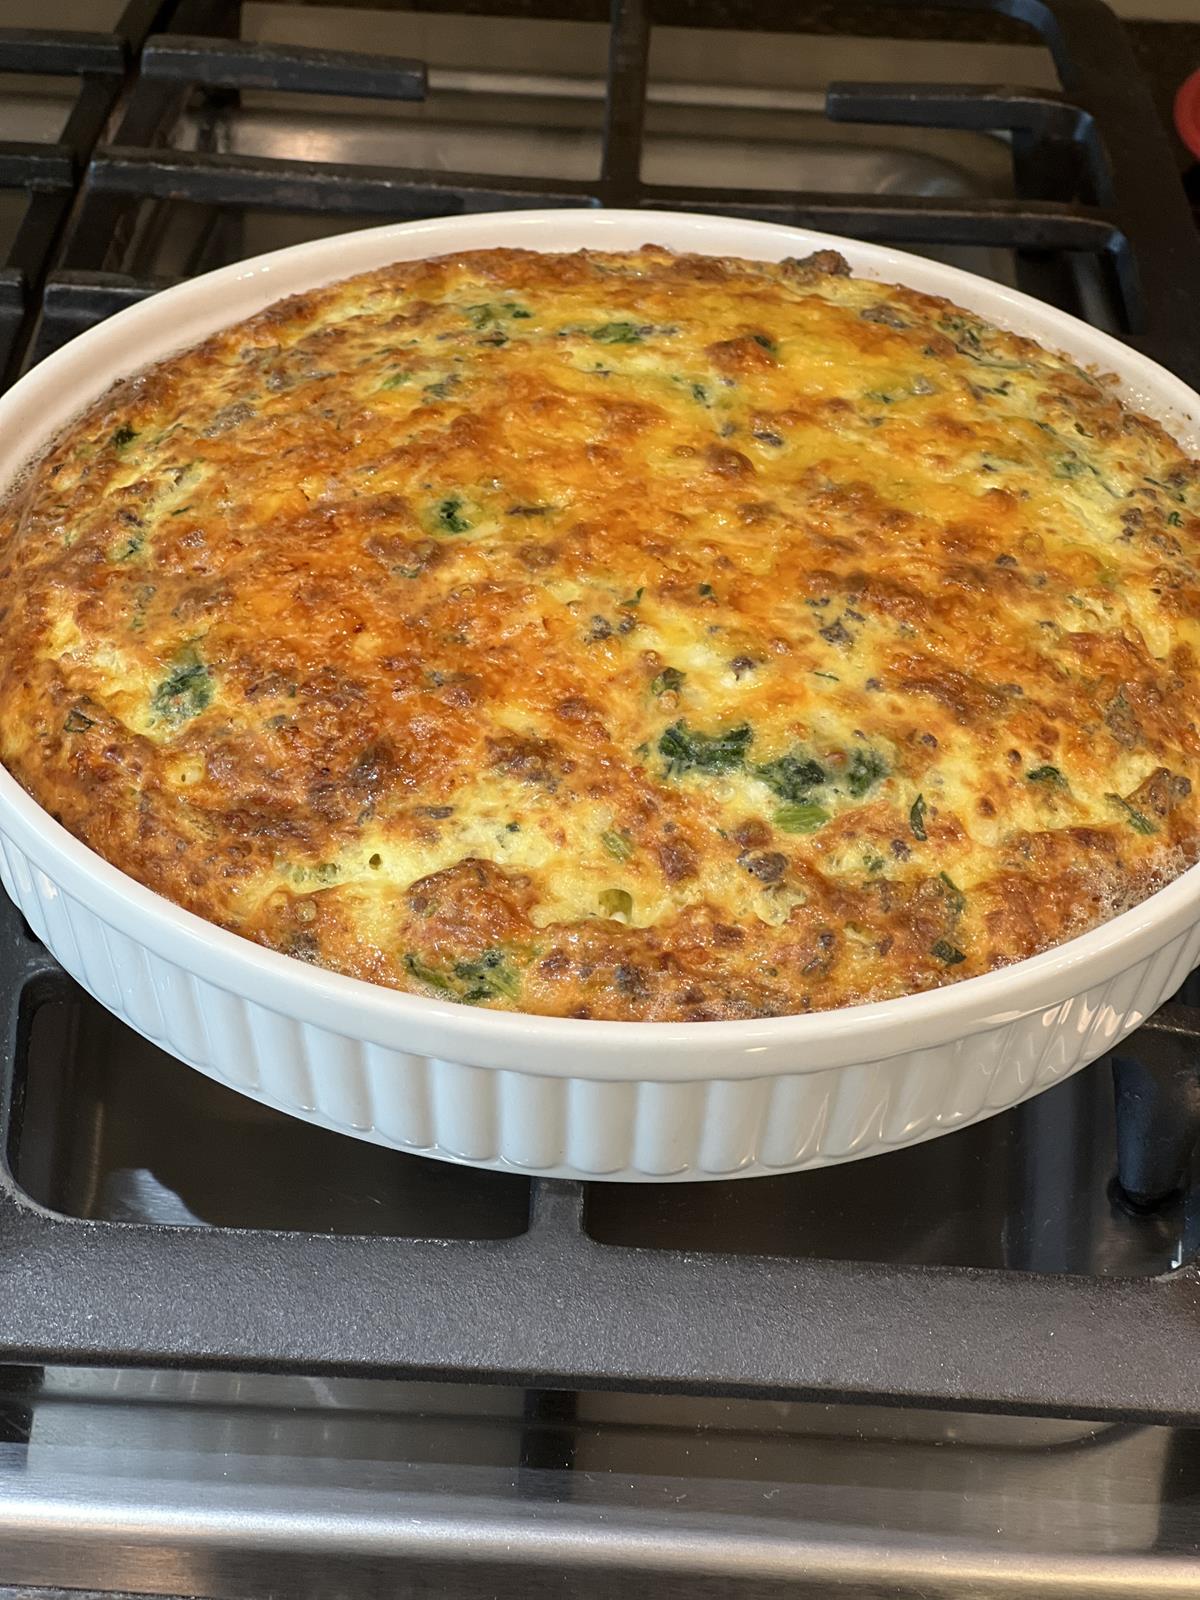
top-left (2, 245), bottom-right (1200, 1020)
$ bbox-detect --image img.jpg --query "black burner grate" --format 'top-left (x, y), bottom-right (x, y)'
top-left (1, 0), bottom-right (1200, 1422)
top-left (3, 895), bottom-right (1200, 1419)
top-left (0, 12), bottom-right (146, 382)
top-left (18, 0), bottom-right (1200, 388)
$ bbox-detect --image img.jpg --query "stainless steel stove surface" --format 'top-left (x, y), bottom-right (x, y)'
top-left (5, 1373), bottom-right (1200, 1599)
top-left (2, 2), bottom-right (1200, 1596)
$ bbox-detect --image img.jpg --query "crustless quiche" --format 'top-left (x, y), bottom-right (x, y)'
top-left (1, 245), bottom-right (1199, 1021)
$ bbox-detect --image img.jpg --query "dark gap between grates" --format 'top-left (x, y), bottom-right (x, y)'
top-left (7, 966), bottom-right (1200, 1279)
top-left (8, 987), bottom-right (531, 1239)
top-left (583, 1059), bottom-right (1200, 1277)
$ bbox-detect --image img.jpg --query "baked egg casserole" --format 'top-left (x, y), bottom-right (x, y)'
top-left (1, 244), bottom-right (1198, 1022)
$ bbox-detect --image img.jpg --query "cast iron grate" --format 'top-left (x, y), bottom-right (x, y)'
top-left (3, 892), bottom-right (1200, 1421)
top-left (22, 0), bottom-right (1200, 388)
top-left (0, 5), bottom-right (167, 381)
top-left (1, 0), bottom-right (1200, 1421)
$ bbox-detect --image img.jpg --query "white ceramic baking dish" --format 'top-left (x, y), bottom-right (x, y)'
top-left (2, 209), bottom-right (1199, 1182)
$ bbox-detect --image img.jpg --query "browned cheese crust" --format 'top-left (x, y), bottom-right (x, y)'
top-left (2, 245), bottom-right (1199, 1019)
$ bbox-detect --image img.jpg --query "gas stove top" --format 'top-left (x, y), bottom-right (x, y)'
top-left (2, 1), bottom-right (1200, 1595)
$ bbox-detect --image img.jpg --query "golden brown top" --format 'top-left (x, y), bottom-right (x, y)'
top-left (2, 244), bottom-right (1200, 1020)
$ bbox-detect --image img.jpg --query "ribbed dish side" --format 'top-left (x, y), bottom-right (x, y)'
top-left (2, 834), bottom-right (1198, 1181)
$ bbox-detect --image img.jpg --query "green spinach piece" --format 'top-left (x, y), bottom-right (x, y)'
top-left (845, 747), bottom-right (887, 798)
top-left (152, 655), bottom-right (213, 726)
top-left (591, 322), bottom-right (644, 344)
top-left (430, 497), bottom-right (472, 535)
top-left (939, 312), bottom-right (982, 353)
top-left (938, 872), bottom-right (966, 916)
top-left (464, 302), bottom-right (532, 328)
top-left (405, 948), bottom-right (520, 1002)
top-left (650, 667), bottom-right (686, 697)
top-left (937, 313), bottom-right (1024, 371)
top-left (659, 720), bottom-right (753, 777)
top-left (756, 752), bottom-right (826, 803)
top-left (1053, 454), bottom-right (1119, 498)
top-left (1143, 474), bottom-right (1187, 505)
top-left (909, 794), bottom-right (928, 841)
top-left (452, 949), bottom-right (521, 1003)
top-left (423, 377), bottom-right (459, 401)
top-left (404, 953), bottom-right (451, 992)
top-left (1027, 765), bottom-right (1067, 788)
top-left (1106, 793), bottom-right (1157, 835)
top-left (932, 939), bottom-right (966, 966)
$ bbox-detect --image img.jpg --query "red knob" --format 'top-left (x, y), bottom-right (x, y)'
top-left (1176, 67), bottom-right (1200, 161)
